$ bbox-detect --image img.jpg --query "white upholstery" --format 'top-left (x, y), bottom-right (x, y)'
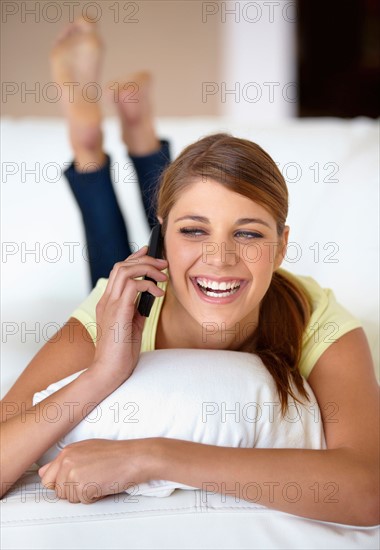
top-left (1, 116), bottom-right (379, 548)
top-left (2, 465), bottom-right (379, 550)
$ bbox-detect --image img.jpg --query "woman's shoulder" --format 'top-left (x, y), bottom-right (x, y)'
top-left (278, 267), bottom-right (361, 322)
top-left (69, 278), bottom-right (109, 343)
top-left (278, 268), bottom-right (329, 309)
top-left (278, 268), bottom-right (363, 379)
top-left (76, 277), bottom-right (108, 312)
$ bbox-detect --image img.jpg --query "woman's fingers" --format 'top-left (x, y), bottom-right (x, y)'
top-left (100, 246), bottom-right (148, 300)
top-left (39, 452), bottom-right (82, 502)
top-left (55, 469), bottom-right (81, 502)
top-left (108, 262), bottom-right (167, 301)
top-left (108, 245), bottom-right (150, 286)
top-left (39, 464), bottom-right (78, 502)
top-left (38, 442), bottom-right (124, 504)
top-left (38, 463), bottom-right (50, 477)
top-left (120, 278), bottom-right (166, 311)
top-left (39, 460), bottom-right (60, 491)
top-left (98, 264), bottom-right (167, 317)
top-left (102, 252), bottom-right (167, 303)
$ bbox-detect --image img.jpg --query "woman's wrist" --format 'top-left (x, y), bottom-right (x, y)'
top-left (79, 362), bottom-right (126, 397)
top-left (145, 437), bottom-right (193, 484)
top-left (108, 438), bottom-right (168, 492)
top-left (141, 437), bottom-right (171, 482)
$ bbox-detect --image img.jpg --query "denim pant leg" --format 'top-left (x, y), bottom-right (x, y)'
top-left (129, 140), bottom-right (171, 229)
top-left (64, 155), bottom-right (131, 288)
top-left (64, 141), bottom-right (172, 288)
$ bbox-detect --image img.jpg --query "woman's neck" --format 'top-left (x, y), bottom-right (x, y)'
top-left (154, 284), bottom-right (259, 351)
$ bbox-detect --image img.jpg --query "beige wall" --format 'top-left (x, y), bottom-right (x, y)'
top-left (1, 0), bottom-right (222, 117)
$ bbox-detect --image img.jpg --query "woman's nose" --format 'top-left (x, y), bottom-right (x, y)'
top-left (201, 239), bottom-right (240, 266)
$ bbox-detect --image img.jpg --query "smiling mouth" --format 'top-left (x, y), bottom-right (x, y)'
top-left (193, 277), bottom-right (242, 298)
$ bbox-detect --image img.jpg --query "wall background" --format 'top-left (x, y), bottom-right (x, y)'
top-left (1, 0), bottom-right (296, 119)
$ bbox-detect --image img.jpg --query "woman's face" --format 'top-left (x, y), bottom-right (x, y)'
top-left (161, 178), bottom-right (289, 343)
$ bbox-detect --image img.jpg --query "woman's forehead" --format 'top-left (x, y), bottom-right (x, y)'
top-left (169, 179), bottom-right (276, 225)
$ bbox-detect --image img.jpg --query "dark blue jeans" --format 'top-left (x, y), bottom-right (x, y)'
top-left (64, 140), bottom-right (171, 288)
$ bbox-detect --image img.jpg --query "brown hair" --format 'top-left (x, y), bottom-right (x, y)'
top-left (156, 133), bottom-right (312, 415)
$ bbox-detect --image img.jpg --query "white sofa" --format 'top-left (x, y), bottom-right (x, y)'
top-left (1, 116), bottom-right (379, 549)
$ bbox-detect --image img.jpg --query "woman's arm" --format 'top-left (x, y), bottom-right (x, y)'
top-left (0, 365), bottom-right (120, 499)
top-left (0, 317), bottom-right (102, 498)
top-left (1, 248), bottom-right (168, 498)
top-left (152, 328), bottom-right (378, 526)
top-left (0, 318), bottom-right (95, 423)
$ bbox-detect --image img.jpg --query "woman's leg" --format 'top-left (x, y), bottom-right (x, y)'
top-left (51, 21), bottom-right (170, 287)
top-left (51, 19), bottom-right (131, 287)
top-left (107, 72), bottom-right (171, 228)
top-left (64, 156), bottom-right (131, 287)
top-left (129, 139), bottom-right (171, 229)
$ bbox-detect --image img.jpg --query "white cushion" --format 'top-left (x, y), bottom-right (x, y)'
top-left (33, 349), bottom-right (326, 497)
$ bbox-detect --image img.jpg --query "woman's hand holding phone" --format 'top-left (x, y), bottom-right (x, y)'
top-left (138, 224), bottom-right (164, 316)
top-left (90, 244), bottom-right (168, 388)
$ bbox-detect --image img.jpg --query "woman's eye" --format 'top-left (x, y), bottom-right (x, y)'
top-left (235, 231), bottom-right (263, 239)
top-left (179, 228), bottom-right (206, 237)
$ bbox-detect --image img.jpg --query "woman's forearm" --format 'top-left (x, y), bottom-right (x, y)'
top-left (0, 367), bottom-right (119, 498)
top-left (153, 439), bottom-right (378, 526)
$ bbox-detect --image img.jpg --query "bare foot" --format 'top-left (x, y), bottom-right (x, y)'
top-left (107, 72), bottom-right (160, 156)
top-left (50, 18), bottom-right (106, 170)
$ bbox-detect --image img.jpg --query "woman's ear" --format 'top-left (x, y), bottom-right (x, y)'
top-left (157, 215), bottom-right (163, 225)
top-left (274, 225), bottom-right (289, 270)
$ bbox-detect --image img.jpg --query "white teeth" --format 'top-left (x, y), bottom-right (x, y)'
top-left (195, 277), bottom-right (241, 297)
top-left (199, 287), bottom-right (240, 298)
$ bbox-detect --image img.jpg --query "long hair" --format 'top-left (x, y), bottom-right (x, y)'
top-left (156, 133), bottom-right (312, 414)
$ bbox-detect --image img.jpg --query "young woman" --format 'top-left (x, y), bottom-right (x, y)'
top-left (0, 20), bottom-right (378, 527)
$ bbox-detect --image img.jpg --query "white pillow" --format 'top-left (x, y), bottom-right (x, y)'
top-left (33, 349), bottom-right (326, 497)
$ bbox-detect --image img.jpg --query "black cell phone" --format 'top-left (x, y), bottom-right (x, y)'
top-left (137, 224), bottom-right (164, 317)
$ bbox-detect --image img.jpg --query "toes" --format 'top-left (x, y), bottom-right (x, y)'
top-left (52, 17), bottom-right (98, 49)
top-left (74, 16), bottom-right (98, 32)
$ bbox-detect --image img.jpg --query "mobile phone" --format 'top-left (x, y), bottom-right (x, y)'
top-left (137, 224), bottom-right (164, 317)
